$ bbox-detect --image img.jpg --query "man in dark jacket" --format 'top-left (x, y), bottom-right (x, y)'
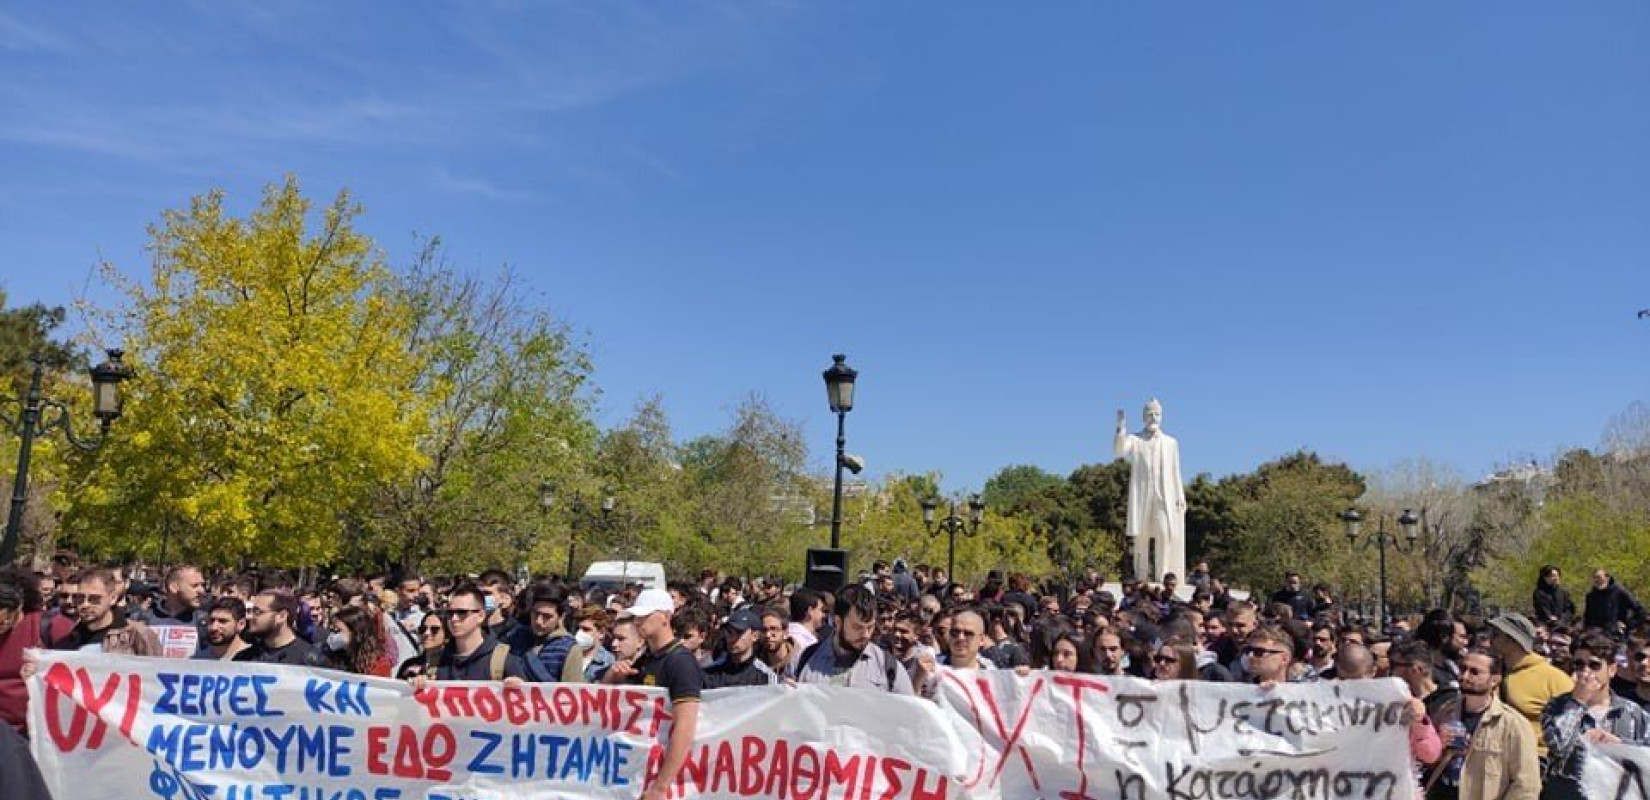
top-left (1584, 570), bottom-right (1644, 635)
top-left (704, 610), bottom-right (777, 688)
top-left (1268, 572), bottom-right (1313, 620)
top-left (433, 584), bottom-right (527, 681)
top-left (504, 583), bottom-right (584, 683)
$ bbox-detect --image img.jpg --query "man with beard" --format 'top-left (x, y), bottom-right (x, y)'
top-left (1486, 613), bottom-right (1571, 761)
top-left (758, 608), bottom-right (793, 672)
top-left (704, 609), bottom-right (776, 688)
top-left (236, 590), bottom-right (326, 667)
top-left (1584, 570), bottom-right (1645, 636)
top-left (791, 585), bottom-right (912, 694)
top-left (1449, 651), bottom-right (1538, 800)
top-left (192, 598), bottom-right (251, 661)
top-left (50, 569), bottom-right (160, 656)
top-left (147, 565), bottom-right (208, 658)
top-left (887, 611), bottom-right (932, 683)
top-left (1089, 631), bottom-right (1127, 676)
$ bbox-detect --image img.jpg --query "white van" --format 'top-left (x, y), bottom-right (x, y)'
top-left (581, 561), bottom-right (667, 592)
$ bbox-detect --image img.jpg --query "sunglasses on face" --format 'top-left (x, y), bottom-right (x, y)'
top-left (421, 625), bottom-right (444, 635)
top-left (446, 608), bottom-right (482, 619)
top-left (1152, 654), bottom-right (1178, 665)
top-left (1244, 646), bottom-right (1288, 657)
top-left (69, 594), bottom-right (106, 604)
top-left (1572, 659), bottom-right (1610, 674)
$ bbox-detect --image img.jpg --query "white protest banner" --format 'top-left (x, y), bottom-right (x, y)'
top-left (1585, 741), bottom-right (1650, 800)
top-left (27, 650), bottom-right (972, 800)
top-left (933, 669), bottom-right (1419, 800)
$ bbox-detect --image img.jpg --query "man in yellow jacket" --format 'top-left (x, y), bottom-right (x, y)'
top-left (1486, 612), bottom-right (1572, 760)
top-left (1457, 650), bottom-right (1540, 800)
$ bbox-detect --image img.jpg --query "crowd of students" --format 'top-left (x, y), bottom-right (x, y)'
top-left (0, 558), bottom-right (1647, 800)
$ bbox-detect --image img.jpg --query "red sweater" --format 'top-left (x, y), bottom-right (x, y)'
top-left (0, 612), bottom-right (42, 734)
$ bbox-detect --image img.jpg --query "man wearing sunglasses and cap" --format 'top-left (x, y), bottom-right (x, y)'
top-left (604, 589), bottom-right (702, 800)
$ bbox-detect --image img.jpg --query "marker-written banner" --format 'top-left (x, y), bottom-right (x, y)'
top-left (34, 650), bottom-right (1633, 800)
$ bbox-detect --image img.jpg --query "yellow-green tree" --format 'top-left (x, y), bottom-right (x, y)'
top-left (65, 177), bottom-right (428, 564)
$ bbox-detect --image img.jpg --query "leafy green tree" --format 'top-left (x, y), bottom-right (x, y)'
top-left (64, 177), bottom-right (429, 564)
top-left (1205, 451), bottom-right (1366, 594)
top-left (357, 245), bottom-right (598, 574)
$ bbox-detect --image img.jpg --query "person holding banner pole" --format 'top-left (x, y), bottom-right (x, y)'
top-left (606, 588), bottom-right (702, 800)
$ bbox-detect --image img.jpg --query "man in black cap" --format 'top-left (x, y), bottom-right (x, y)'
top-left (704, 609), bottom-right (777, 688)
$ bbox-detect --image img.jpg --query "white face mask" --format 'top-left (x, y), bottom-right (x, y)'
top-left (574, 631), bottom-right (595, 650)
top-left (326, 632), bottom-right (348, 652)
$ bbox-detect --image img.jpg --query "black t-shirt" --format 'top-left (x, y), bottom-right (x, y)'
top-left (235, 636), bottom-right (327, 667)
top-left (633, 640), bottom-right (704, 704)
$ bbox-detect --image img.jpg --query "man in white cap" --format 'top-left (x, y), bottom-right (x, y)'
top-left (603, 588), bottom-right (702, 800)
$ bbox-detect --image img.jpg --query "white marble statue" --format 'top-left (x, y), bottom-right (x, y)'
top-left (1113, 398), bottom-right (1186, 583)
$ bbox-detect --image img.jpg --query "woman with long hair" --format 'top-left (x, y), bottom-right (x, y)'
top-left (1150, 639), bottom-right (1200, 681)
top-left (397, 612), bottom-right (447, 680)
top-left (327, 605), bottom-right (392, 677)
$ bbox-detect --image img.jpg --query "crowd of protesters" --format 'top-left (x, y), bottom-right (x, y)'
top-left (0, 556), bottom-right (1647, 800)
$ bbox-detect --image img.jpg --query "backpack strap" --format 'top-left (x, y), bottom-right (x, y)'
top-left (490, 643), bottom-right (511, 681)
top-left (793, 640), bottom-right (823, 679)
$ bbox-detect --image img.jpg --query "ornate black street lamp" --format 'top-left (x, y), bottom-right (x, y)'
top-left (922, 494), bottom-right (985, 583)
top-left (2, 350), bottom-right (130, 563)
top-left (1339, 506), bottom-right (1420, 626)
top-left (822, 354), bottom-right (857, 550)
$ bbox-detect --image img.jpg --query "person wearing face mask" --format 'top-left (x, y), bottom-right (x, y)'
top-left (575, 606), bottom-right (614, 683)
top-left (326, 606), bottom-right (392, 677)
top-left (1538, 634), bottom-right (1650, 800)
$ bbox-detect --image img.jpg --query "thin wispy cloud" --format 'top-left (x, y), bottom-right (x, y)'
top-left (431, 168), bottom-right (543, 203)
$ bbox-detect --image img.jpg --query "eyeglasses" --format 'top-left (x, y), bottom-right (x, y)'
top-left (69, 594), bottom-right (106, 604)
top-left (1244, 646), bottom-right (1288, 657)
top-left (446, 608), bottom-right (482, 619)
top-left (1152, 654), bottom-right (1179, 665)
top-left (1572, 659), bottom-right (1610, 674)
top-left (949, 629), bottom-right (981, 639)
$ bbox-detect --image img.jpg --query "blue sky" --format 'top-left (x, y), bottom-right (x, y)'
top-left (2, 1), bottom-right (1646, 492)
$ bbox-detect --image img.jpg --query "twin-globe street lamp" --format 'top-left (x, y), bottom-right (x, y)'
top-left (539, 480), bottom-right (615, 579)
top-left (921, 495), bottom-right (985, 585)
top-left (1338, 506), bottom-right (1421, 626)
top-left (2, 350), bottom-right (131, 563)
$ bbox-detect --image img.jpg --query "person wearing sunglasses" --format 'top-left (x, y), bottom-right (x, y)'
top-left (397, 614), bottom-right (448, 680)
top-left (48, 568), bottom-right (160, 657)
top-left (1539, 634), bottom-right (1650, 800)
top-left (1240, 626), bottom-right (1296, 686)
top-left (1150, 640), bottom-right (1199, 681)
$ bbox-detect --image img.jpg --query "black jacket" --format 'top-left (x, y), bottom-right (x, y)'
top-left (0, 722), bottom-right (50, 800)
top-left (435, 634), bottom-right (528, 681)
top-left (1532, 583), bottom-right (1575, 626)
top-left (704, 653), bottom-right (777, 689)
top-left (1584, 580), bottom-right (1644, 633)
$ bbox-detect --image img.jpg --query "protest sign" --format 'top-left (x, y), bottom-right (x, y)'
top-left (1586, 741), bottom-right (1650, 800)
top-left (40, 651), bottom-right (1620, 800)
top-left (932, 669), bottom-right (1420, 800)
top-left (27, 650), bottom-right (971, 800)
